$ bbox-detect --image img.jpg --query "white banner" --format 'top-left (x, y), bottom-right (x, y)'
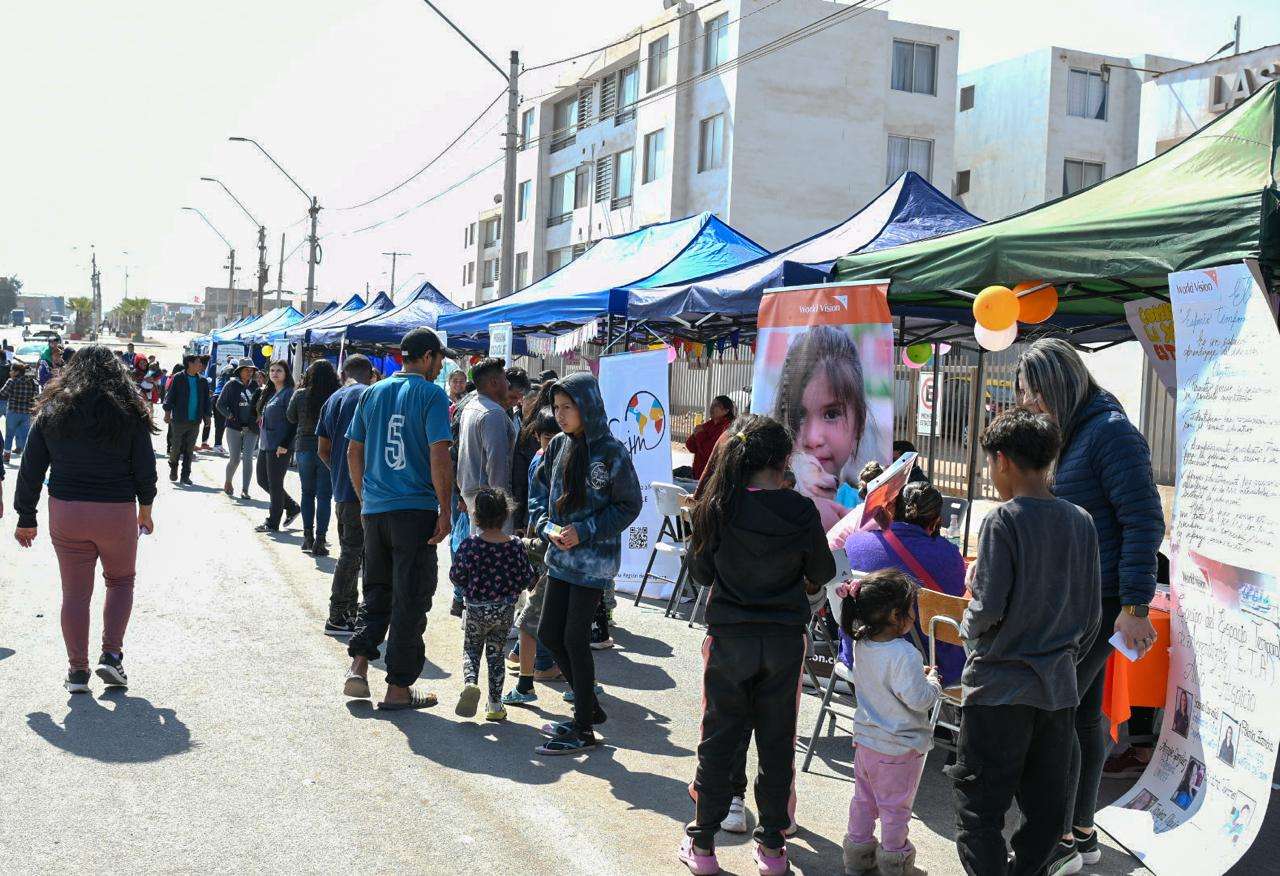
top-left (598, 349), bottom-right (678, 596)
top-left (916, 370), bottom-right (941, 436)
top-left (1124, 297), bottom-right (1177, 395)
top-left (489, 321), bottom-right (513, 364)
top-left (1097, 261), bottom-right (1280, 874)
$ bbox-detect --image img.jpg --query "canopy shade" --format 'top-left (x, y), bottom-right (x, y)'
top-left (627, 172), bottom-right (981, 329)
top-left (295, 292), bottom-right (395, 343)
top-left (275, 294), bottom-right (366, 342)
top-left (319, 281), bottom-right (462, 346)
top-left (834, 80), bottom-right (1280, 347)
top-left (253, 301), bottom-right (338, 344)
top-left (212, 306), bottom-right (305, 343)
top-left (436, 212), bottom-right (767, 338)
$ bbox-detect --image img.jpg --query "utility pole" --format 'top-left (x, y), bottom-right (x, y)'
top-left (382, 251), bottom-right (411, 298)
top-left (90, 248), bottom-right (102, 336)
top-left (200, 177), bottom-right (270, 314)
top-left (275, 233), bottom-right (285, 308)
top-left (225, 249), bottom-right (237, 319)
top-left (1233, 15), bottom-right (1241, 54)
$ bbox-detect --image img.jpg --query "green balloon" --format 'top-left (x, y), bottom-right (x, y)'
top-left (906, 343), bottom-right (932, 365)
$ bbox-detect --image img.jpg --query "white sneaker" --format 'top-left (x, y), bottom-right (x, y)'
top-left (721, 796), bottom-right (748, 833)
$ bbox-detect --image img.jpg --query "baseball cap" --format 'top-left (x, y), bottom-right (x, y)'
top-left (400, 327), bottom-right (456, 359)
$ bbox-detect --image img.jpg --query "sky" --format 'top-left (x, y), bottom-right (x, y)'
top-left (2, 0), bottom-right (1277, 311)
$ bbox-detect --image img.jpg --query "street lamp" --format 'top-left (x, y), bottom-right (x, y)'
top-left (181, 206), bottom-right (238, 320)
top-left (201, 176), bottom-right (270, 315)
top-left (228, 137), bottom-right (320, 311)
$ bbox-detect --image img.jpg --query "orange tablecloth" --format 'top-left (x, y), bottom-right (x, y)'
top-left (1102, 608), bottom-right (1172, 741)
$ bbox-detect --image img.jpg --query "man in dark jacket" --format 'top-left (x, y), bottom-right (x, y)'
top-left (163, 354), bottom-right (211, 484)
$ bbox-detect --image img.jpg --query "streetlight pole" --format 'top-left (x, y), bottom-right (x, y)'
top-left (382, 251), bottom-right (411, 297)
top-left (275, 232), bottom-right (285, 308)
top-left (419, 2), bottom-right (518, 296)
top-left (228, 137), bottom-right (320, 311)
top-left (181, 206), bottom-right (237, 320)
top-left (201, 176), bottom-right (270, 315)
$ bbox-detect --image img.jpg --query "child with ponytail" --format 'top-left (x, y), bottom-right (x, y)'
top-left (838, 568), bottom-right (942, 876)
top-left (679, 415), bottom-right (835, 876)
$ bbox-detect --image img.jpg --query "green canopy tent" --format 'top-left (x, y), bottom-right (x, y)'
top-left (834, 80), bottom-right (1280, 350)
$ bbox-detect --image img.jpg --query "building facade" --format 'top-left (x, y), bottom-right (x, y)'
top-left (457, 0), bottom-right (958, 306)
top-left (953, 47), bottom-right (1187, 220)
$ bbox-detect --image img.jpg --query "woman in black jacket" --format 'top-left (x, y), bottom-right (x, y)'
top-left (217, 358), bottom-right (261, 499)
top-left (12, 345), bottom-right (158, 693)
top-left (255, 360), bottom-right (299, 533)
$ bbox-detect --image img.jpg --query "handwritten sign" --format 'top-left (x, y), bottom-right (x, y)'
top-left (1097, 261), bottom-right (1280, 875)
top-left (1124, 297), bottom-right (1177, 394)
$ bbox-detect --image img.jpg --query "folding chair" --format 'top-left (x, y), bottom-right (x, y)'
top-left (800, 565), bottom-right (865, 773)
top-left (916, 588), bottom-right (970, 754)
top-left (633, 482), bottom-right (691, 607)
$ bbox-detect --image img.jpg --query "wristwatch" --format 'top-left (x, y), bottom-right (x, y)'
top-left (1122, 604), bottom-right (1150, 618)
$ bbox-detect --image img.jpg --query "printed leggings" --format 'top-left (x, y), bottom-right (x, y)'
top-left (463, 602), bottom-right (516, 704)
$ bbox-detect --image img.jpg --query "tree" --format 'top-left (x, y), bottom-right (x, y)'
top-left (0, 276), bottom-right (22, 316)
top-left (67, 297), bottom-right (94, 336)
top-left (117, 298), bottom-right (150, 341)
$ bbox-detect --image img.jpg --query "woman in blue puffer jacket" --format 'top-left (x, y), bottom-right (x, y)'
top-left (1016, 338), bottom-right (1164, 866)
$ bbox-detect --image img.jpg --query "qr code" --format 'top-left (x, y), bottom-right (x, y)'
top-left (628, 526), bottom-right (649, 550)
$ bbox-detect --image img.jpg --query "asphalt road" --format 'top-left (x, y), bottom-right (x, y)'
top-left (0, 329), bottom-right (1272, 874)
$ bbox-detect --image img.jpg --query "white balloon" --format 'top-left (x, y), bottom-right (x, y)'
top-left (974, 322), bottom-right (1018, 352)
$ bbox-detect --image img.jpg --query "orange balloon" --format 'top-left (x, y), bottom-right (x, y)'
top-left (1014, 281), bottom-right (1058, 324)
top-left (972, 285), bottom-right (1018, 331)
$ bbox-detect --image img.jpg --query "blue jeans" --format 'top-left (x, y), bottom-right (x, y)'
top-left (511, 638), bottom-right (555, 672)
top-left (296, 449), bottom-right (332, 539)
top-left (4, 411), bottom-right (31, 453)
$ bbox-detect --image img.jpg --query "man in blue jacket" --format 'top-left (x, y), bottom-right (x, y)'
top-left (163, 354), bottom-right (211, 485)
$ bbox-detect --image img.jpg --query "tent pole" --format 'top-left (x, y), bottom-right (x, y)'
top-left (927, 342), bottom-right (940, 481)
top-left (962, 348), bottom-right (986, 555)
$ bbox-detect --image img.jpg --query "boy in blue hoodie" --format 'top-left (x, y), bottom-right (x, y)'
top-left (531, 372), bottom-right (642, 754)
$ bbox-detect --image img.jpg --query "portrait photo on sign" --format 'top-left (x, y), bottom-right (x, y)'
top-left (1126, 789), bottom-right (1159, 812)
top-left (1172, 686), bottom-right (1194, 738)
top-left (1217, 714), bottom-right (1239, 767)
top-left (1223, 793), bottom-right (1256, 846)
top-left (1170, 757), bottom-right (1206, 811)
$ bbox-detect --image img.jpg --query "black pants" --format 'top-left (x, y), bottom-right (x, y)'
top-left (200, 416), bottom-right (211, 443)
top-left (348, 509), bottom-right (439, 688)
top-left (538, 577), bottom-right (603, 731)
top-left (213, 408), bottom-right (226, 446)
top-left (1066, 597), bottom-right (1122, 831)
top-left (258, 448), bottom-right (299, 528)
top-left (688, 633), bottom-right (805, 852)
top-left (168, 420), bottom-right (199, 477)
top-left (950, 704), bottom-right (1076, 876)
top-left (330, 500), bottom-right (364, 623)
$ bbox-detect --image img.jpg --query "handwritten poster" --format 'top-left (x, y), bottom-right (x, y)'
top-left (1096, 261), bottom-right (1280, 874)
top-left (1124, 297), bottom-right (1177, 394)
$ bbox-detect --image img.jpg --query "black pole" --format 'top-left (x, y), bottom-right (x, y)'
top-left (962, 348), bottom-right (986, 555)
top-left (927, 341), bottom-right (940, 481)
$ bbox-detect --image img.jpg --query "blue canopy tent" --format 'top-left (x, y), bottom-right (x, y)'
top-left (278, 293), bottom-right (366, 343)
top-left (296, 292), bottom-right (394, 344)
top-left (624, 173), bottom-right (981, 337)
top-left (436, 212), bottom-right (767, 342)
top-left (252, 301), bottom-right (338, 345)
top-left (210, 308), bottom-right (288, 342)
top-left (192, 313), bottom-right (254, 354)
top-left (312, 281), bottom-right (461, 346)
top-left (203, 306), bottom-right (305, 375)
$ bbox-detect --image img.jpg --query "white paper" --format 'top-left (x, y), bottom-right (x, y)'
top-left (1109, 630), bottom-right (1140, 662)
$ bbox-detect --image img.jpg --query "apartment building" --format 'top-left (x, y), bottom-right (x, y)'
top-left (953, 47), bottom-right (1187, 220)
top-left (457, 0), bottom-right (958, 306)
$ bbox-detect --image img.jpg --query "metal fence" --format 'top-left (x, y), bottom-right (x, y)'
top-left (1139, 359), bottom-right (1177, 486)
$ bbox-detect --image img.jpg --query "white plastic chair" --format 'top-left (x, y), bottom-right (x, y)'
top-left (633, 481), bottom-right (691, 608)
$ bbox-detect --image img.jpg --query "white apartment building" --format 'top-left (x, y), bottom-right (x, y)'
top-left (457, 0), bottom-right (958, 306)
top-left (953, 48), bottom-right (1187, 220)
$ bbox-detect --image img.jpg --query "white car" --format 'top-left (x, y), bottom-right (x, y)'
top-left (13, 342), bottom-right (48, 365)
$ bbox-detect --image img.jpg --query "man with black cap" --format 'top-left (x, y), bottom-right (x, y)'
top-left (343, 328), bottom-right (454, 710)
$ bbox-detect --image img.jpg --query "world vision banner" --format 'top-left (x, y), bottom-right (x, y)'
top-left (750, 282), bottom-right (894, 531)
top-left (1096, 261), bottom-right (1280, 874)
top-left (598, 348), bottom-right (677, 595)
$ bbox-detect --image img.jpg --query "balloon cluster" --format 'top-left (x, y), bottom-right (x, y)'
top-left (901, 341), bottom-right (952, 369)
top-left (970, 282), bottom-right (1059, 351)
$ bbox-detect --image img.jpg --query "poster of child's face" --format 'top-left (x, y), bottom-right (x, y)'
top-left (1172, 686), bottom-right (1194, 738)
top-left (1170, 758), bottom-right (1206, 811)
top-left (1217, 714), bottom-right (1239, 767)
top-left (1126, 789), bottom-right (1159, 812)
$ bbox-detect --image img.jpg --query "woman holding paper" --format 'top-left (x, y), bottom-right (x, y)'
top-left (1015, 338), bottom-right (1164, 866)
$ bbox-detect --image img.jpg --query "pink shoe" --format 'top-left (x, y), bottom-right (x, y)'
top-left (678, 837), bottom-right (720, 875)
top-left (754, 842), bottom-right (789, 875)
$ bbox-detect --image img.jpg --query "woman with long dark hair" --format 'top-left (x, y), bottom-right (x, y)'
top-left (288, 359), bottom-right (341, 554)
top-left (12, 345), bottom-right (158, 693)
top-left (685, 394), bottom-right (736, 479)
top-left (255, 360), bottom-right (300, 533)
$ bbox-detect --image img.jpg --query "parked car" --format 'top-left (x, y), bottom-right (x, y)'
top-left (13, 342), bottom-right (48, 365)
top-left (48, 314), bottom-right (66, 330)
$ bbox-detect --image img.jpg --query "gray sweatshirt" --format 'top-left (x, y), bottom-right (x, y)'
top-left (960, 496), bottom-right (1102, 711)
top-left (456, 392), bottom-right (516, 497)
top-left (852, 637), bottom-right (943, 755)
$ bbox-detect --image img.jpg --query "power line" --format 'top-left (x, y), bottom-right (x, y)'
top-left (522, 0), bottom-right (721, 72)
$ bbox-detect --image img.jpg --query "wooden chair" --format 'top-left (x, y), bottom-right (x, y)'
top-left (916, 588), bottom-right (970, 752)
top-left (632, 482), bottom-right (691, 607)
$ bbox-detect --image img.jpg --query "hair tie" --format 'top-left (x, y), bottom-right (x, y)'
top-left (732, 432), bottom-right (747, 446)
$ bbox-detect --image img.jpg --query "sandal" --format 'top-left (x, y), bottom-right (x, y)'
top-left (536, 732), bottom-right (600, 756)
top-left (540, 720), bottom-right (576, 738)
top-left (376, 689), bottom-right (438, 711)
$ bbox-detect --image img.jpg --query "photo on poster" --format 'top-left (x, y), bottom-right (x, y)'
top-left (1170, 758), bottom-right (1206, 811)
top-left (1217, 714), bottom-right (1239, 767)
top-left (1172, 686), bottom-right (1194, 738)
top-left (1126, 789), bottom-right (1159, 812)
top-left (1223, 793), bottom-right (1257, 847)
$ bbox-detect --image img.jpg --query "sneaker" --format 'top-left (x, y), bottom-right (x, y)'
top-left (1103, 747), bottom-right (1150, 778)
top-left (1046, 840), bottom-right (1083, 876)
top-left (168, 467), bottom-right (178, 482)
top-left (64, 669), bottom-right (92, 694)
top-left (254, 523), bottom-right (278, 533)
top-left (1073, 828), bottom-right (1101, 865)
top-left (678, 837), bottom-right (720, 875)
top-left (95, 652), bottom-right (128, 688)
top-left (564, 683), bottom-right (605, 703)
top-left (455, 683), bottom-right (482, 718)
top-left (485, 703), bottom-right (508, 721)
top-left (501, 688), bottom-right (538, 706)
top-left (311, 539), bottom-right (329, 557)
top-left (721, 796), bottom-right (748, 833)
top-left (753, 843), bottom-right (788, 876)
top-left (324, 618), bottom-right (356, 636)
top-left (179, 476), bottom-right (193, 486)
top-left (590, 636), bottom-right (615, 650)
top-left (301, 535), bottom-right (314, 553)
top-left (450, 598), bottom-right (464, 618)
top-left (283, 507), bottom-right (301, 528)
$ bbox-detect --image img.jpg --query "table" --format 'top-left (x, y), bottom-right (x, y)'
top-left (1101, 607), bottom-right (1172, 741)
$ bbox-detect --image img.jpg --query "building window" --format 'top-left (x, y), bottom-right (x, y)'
top-left (698, 114), bottom-right (725, 172)
top-left (547, 246), bottom-right (572, 274)
top-left (464, 223), bottom-right (475, 247)
top-left (612, 148), bottom-right (634, 208)
top-left (887, 135), bottom-right (933, 183)
top-left (515, 252), bottom-right (529, 290)
top-left (647, 36), bottom-right (669, 92)
top-left (1067, 68), bottom-right (1108, 120)
top-left (551, 96), bottom-right (577, 151)
top-left (959, 84), bottom-right (975, 112)
top-left (574, 164), bottom-right (591, 208)
top-left (643, 128), bottom-right (666, 184)
top-left (1063, 158), bottom-right (1104, 194)
top-left (483, 217), bottom-right (501, 246)
top-left (519, 108), bottom-right (535, 148)
top-left (548, 170), bottom-right (575, 225)
top-left (517, 180), bottom-right (531, 222)
top-left (466, 262), bottom-right (474, 285)
top-left (594, 154), bottom-right (612, 203)
top-left (577, 87), bottom-right (593, 127)
top-left (954, 169), bottom-right (971, 196)
top-left (482, 258), bottom-right (498, 287)
top-left (703, 13), bottom-right (729, 72)
top-left (891, 39), bottom-right (937, 96)
top-left (616, 64), bottom-right (639, 124)
top-left (462, 264), bottom-right (467, 286)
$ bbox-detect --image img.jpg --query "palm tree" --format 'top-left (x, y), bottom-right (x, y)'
top-left (67, 297), bottom-right (94, 337)
top-left (115, 298), bottom-right (151, 341)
